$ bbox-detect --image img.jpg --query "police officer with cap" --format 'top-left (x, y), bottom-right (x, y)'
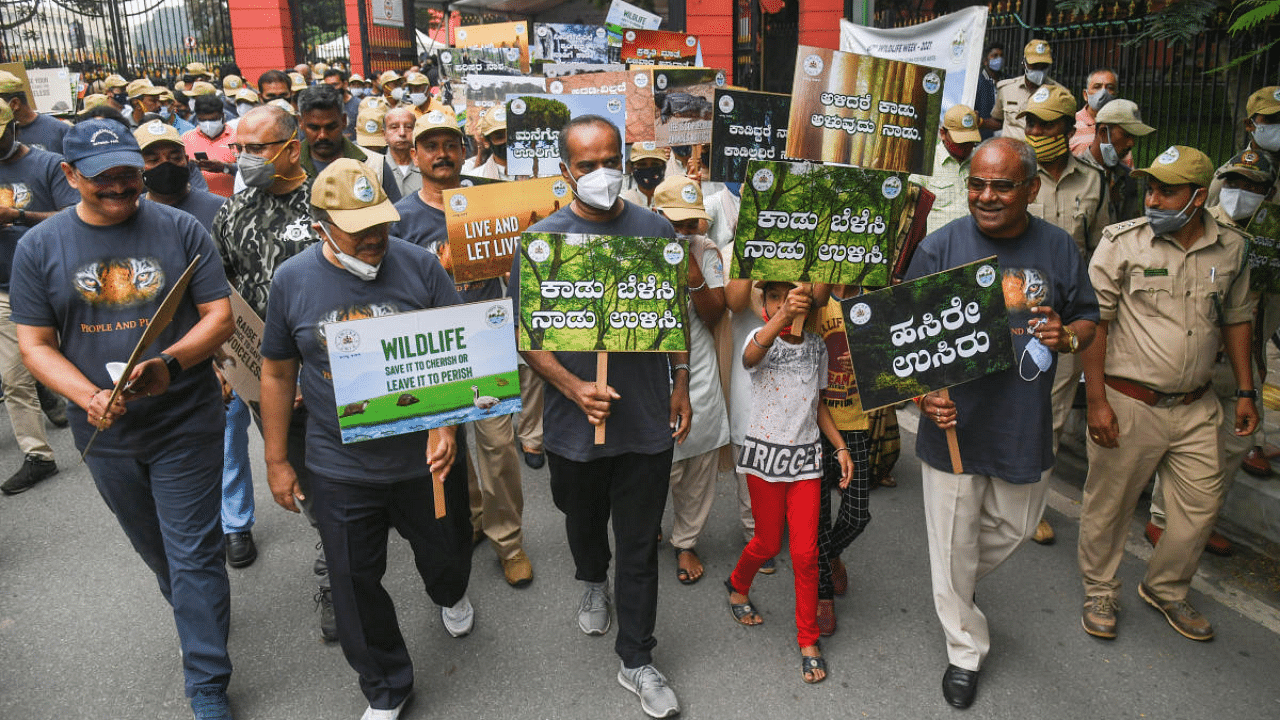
top-left (987, 38), bottom-right (1063, 142)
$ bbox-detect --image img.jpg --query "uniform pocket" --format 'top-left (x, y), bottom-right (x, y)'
top-left (1126, 270), bottom-right (1174, 318)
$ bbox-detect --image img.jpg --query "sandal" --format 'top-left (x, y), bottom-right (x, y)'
top-left (675, 547), bottom-right (703, 585)
top-left (801, 649), bottom-right (828, 684)
top-left (723, 578), bottom-right (762, 626)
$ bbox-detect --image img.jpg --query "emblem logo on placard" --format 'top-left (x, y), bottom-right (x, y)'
top-left (552, 179), bottom-right (569, 198)
top-left (537, 26), bottom-right (548, 37)
top-left (923, 72), bottom-right (942, 95)
top-left (752, 168), bottom-right (775, 192)
top-left (849, 303), bottom-right (871, 325)
top-left (803, 55), bottom-right (824, 76)
top-left (634, 73), bottom-right (649, 88)
top-left (715, 72), bottom-right (726, 86)
top-left (664, 242), bottom-right (685, 265)
top-left (882, 176), bottom-right (903, 199)
top-left (528, 238), bottom-right (551, 262)
top-left (440, 51), bottom-right (452, 63)
top-left (449, 193), bottom-right (468, 212)
top-left (656, 74), bottom-right (668, 90)
top-left (486, 303), bottom-right (510, 327)
top-left (550, 80), bottom-right (563, 94)
top-left (625, 30), bottom-right (636, 42)
top-left (976, 264), bottom-right (996, 287)
top-left (505, 47), bottom-right (520, 62)
top-left (515, 24), bottom-right (525, 34)
top-left (686, 36), bottom-right (697, 48)
top-left (457, 29), bottom-right (468, 41)
top-left (719, 94), bottom-right (735, 113)
top-left (334, 328), bottom-right (360, 352)
top-left (607, 98), bottom-right (622, 114)
top-left (510, 98), bottom-right (527, 115)
top-left (596, 28), bottom-right (606, 39)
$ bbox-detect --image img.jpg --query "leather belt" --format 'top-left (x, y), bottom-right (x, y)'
top-left (1104, 375), bottom-right (1211, 408)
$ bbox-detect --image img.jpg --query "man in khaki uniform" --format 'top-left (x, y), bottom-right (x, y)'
top-left (1017, 84), bottom-right (1111, 544)
top-left (1076, 99), bottom-right (1155, 224)
top-left (1078, 145), bottom-right (1259, 642)
top-left (986, 38), bottom-right (1061, 142)
top-left (1207, 86), bottom-right (1280, 205)
top-left (910, 104), bottom-right (983, 234)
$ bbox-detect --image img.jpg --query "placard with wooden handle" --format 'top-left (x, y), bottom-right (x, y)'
top-left (939, 387), bottom-right (963, 474)
top-left (428, 427), bottom-right (447, 519)
top-left (594, 351), bottom-right (607, 444)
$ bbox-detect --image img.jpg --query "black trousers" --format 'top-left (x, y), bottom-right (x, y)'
top-left (547, 448), bottom-right (673, 669)
top-left (817, 430), bottom-right (872, 600)
top-left (310, 433), bottom-right (472, 710)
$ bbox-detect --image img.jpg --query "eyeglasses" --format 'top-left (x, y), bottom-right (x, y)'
top-left (230, 138), bottom-right (291, 155)
top-left (966, 177), bottom-right (1032, 195)
top-left (80, 168), bottom-right (142, 186)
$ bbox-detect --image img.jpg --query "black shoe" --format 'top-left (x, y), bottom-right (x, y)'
top-left (225, 530), bottom-right (258, 568)
top-left (315, 587), bottom-right (338, 642)
top-left (523, 450), bottom-right (545, 469)
top-left (942, 664), bottom-right (979, 709)
top-left (1, 455), bottom-right (58, 495)
top-left (36, 384), bottom-right (68, 428)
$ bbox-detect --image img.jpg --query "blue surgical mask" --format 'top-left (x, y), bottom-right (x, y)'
top-left (988, 56), bottom-right (1003, 72)
top-left (1252, 122), bottom-right (1280, 153)
top-left (1099, 127), bottom-right (1120, 167)
top-left (1145, 190), bottom-right (1200, 236)
top-left (1024, 64), bottom-right (1046, 87)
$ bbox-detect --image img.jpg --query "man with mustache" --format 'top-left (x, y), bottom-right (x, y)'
top-left (297, 85), bottom-right (385, 188)
top-left (10, 118), bottom-right (236, 719)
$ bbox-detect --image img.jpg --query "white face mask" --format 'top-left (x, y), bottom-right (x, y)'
top-left (198, 119), bottom-right (224, 138)
top-left (1252, 122), bottom-right (1280, 153)
top-left (1099, 127), bottom-right (1120, 167)
top-left (322, 223), bottom-right (380, 281)
top-left (236, 102), bottom-right (256, 117)
top-left (408, 92), bottom-right (428, 107)
top-left (1219, 187), bottom-right (1266, 221)
top-left (390, 87), bottom-right (405, 102)
top-left (568, 166), bottom-right (624, 211)
top-left (1024, 64), bottom-right (1047, 87)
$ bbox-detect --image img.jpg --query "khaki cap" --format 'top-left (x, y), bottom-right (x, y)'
top-left (630, 141), bottom-right (666, 163)
top-left (127, 79), bottom-right (163, 99)
top-left (133, 119), bottom-right (184, 150)
top-left (378, 70), bottom-right (403, 86)
top-left (80, 94), bottom-right (110, 115)
top-left (653, 176), bottom-right (710, 222)
top-left (1094, 99), bottom-right (1155, 136)
top-left (313, 62), bottom-right (329, 76)
top-left (1246, 86), bottom-right (1280, 117)
top-left (268, 98), bottom-right (298, 116)
top-left (0, 71), bottom-right (24, 94)
top-left (478, 106), bottom-right (507, 137)
top-left (413, 108), bottom-right (462, 142)
top-left (185, 62), bottom-right (212, 78)
top-left (234, 88), bottom-right (260, 104)
top-left (222, 74), bottom-right (244, 92)
top-left (1218, 148), bottom-right (1275, 184)
top-left (1017, 84), bottom-right (1076, 121)
top-left (187, 81), bottom-right (217, 97)
top-left (173, 80), bottom-right (188, 93)
top-left (356, 105), bottom-right (389, 148)
top-left (1023, 38), bottom-right (1052, 65)
top-left (942, 104), bottom-right (982, 144)
top-left (311, 158), bottom-right (400, 233)
top-left (159, 89), bottom-right (176, 103)
top-left (288, 73), bottom-right (308, 92)
top-left (359, 95), bottom-right (390, 112)
top-left (403, 71), bottom-right (430, 87)
top-left (104, 74), bottom-right (128, 91)
top-left (0, 104), bottom-right (12, 136)
top-left (1134, 145), bottom-right (1215, 188)
top-left (349, 73), bottom-right (366, 85)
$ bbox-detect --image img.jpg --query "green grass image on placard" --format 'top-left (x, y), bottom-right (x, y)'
top-left (337, 370), bottom-right (520, 430)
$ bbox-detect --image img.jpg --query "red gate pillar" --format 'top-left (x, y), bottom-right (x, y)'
top-left (799, 0), bottom-right (843, 50)
top-left (227, 0), bottom-right (297, 87)
top-left (687, 0), bottom-right (735, 82)
top-left (345, 0), bottom-right (368, 77)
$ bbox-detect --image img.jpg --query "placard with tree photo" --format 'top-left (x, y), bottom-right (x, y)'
top-left (505, 92), bottom-right (627, 177)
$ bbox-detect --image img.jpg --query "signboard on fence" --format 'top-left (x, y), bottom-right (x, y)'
top-left (325, 300), bottom-right (522, 444)
top-left (444, 176), bottom-right (574, 283)
top-left (518, 232), bottom-right (689, 352)
top-left (652, 67), bottom-right (725, 147)
top-left (731, 160), bottom-right (909, 287)
top-left (785, 45), bottom-right (944, 174)
top-left (710, 88), bottom-right (792, 183)
top-left (1247, 202), bottom-right (1280, 293)
top-left (506, 93), bottom-right (627, 177)
top-left (841, 257), bottom-right (1013, 410)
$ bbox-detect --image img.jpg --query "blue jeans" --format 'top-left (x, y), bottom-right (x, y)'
top-left (221, 392), bottom-right (255, 533)
top-left (84, 436), bottom-right (232, 696)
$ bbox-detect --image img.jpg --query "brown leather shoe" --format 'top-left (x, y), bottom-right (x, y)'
top-left (1204, 530), bottom-right (1232, 557)
top-left (1081, 595), bottom-right (1119, 639)
top-left (1241, 447), bottom-right (1272, 477)
top-left (501, 550), bottom-right (534, 588)
top-left (1032, 518), bottom-right (1055, 545)
top-left (831, 557), bottom-right (848, 597)
top-left (816, 599), bottom-right (837, 636)
top-left (1138, 583), bottom-right (1213, 641)
top-left (1144, 521), bottom-right (1163, 547)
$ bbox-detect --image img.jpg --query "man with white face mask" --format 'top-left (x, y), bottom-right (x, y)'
top-left (987, 38), bottom-right (1062, 142)
top-left (182, 94), bottom-right (238, 197)
top-left (1208, 86), bottom-right (1280, 205)
top-left (509, 114), bottom-right (692, 719)
top-left (1069, 69), bottom-right (1125, 163)
top-left (1077, 99), bottom-right (1155, 223)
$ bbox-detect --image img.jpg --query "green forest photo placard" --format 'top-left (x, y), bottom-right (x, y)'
top-left (731, 159), bottom-right (909, 287)
top-left (841, 257), bottom-right (1013, 410)
top-left (518, 232), bottom-right (689, 352)
top-left (1247, 202), bottom-right (1280, 293)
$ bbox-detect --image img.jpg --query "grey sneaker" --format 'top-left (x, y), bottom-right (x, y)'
top-left (618, 662), bottom-right (680, 718)
top-left (442, 593), bottom-right (474, 637)
top-left (578, 581), bottom-right (611, 635)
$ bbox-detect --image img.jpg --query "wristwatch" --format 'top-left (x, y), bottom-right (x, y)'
top-left (16, 208), bottom-right (26, 225)
top-left (159, 352), bottom-right (182, 382)
top-left (1063, 326), bottom-right (1079, 354)
top-left (1236, 389), bottom-right (1259, 400)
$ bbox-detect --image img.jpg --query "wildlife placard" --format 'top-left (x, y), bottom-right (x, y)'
top-left (444, 176), bottom-right (575, 283)
top-left (731, 160), bottom-right (910, 287)
top-left (1247, 202), bottom-right (1280, 293)
top-left (841, 258), bottom-right (1013, 410)
top-left (505, 92), bottom-right (626, 177)
top-left (545, 70), bottom-right (654, 143)
top-left (652, 67), bottom-right (725, 147)
top-left (621, 29), bottom-right (699, 66)
top-left (437, 47), bottom-right (522, 82)
top-left (543, 63), bottom-right (627, 77)
top-left (710, 88), bottom-right (792, 183)
top-left (785, 45), bottom-right (944, 174)
top-left (325, 300), bottom-right (522, 444)
top-left (531, 23), bottom-right (611, 66)
top-left (455, 21), bottom-right (531, 73)
top-left (463, 74), bottom-right (545, 138)
top-left (518, 232), bottom-right (689, 352)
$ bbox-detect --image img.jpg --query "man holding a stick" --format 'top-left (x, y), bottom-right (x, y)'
top-left (512, 115), bottom-right (692, 719)
top-left (911, 137), bottom-right (1098, 709)
top-left (10, 119), bottom-right (237, 719)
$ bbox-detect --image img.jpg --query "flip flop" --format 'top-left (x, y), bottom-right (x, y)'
top-left (724, 578), bottom-right (762, 626)
top-left (675, 547), bottom-right (703, 585)
top-left (801, 651), bottom-right (828, 684)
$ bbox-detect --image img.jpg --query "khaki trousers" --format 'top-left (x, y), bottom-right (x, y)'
top-left (1079, 386), bottom-right (1224, 602)
top-left (516, 365), bottom-right (544, 453)
top-left (0, 292), bottom-right (53, 461)
top-left (466, 413), bottom-right (524, 559)
top-left (921, 463), bottom-right (1048, 671)
top-left (730, 443), bottom-right (756, 544)
top-left (668, 448), bottom-right (720, 549)
top-left (1050, 353), bottom-right (1082, 454)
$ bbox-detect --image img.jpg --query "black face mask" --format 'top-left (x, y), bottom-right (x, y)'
top-left (112, 92), bottom-right (128, 106)
top-left (143, 162), bottom-right (188, 196)
top-left (633, 165), bottom-right (665, 191)
top-left (489, 142), bottom-right (507, 161)
top-left (672, 145), bottom-right (692, 159)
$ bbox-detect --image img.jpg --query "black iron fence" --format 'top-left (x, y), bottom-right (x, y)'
top-left (877, 1), bottom-right (1280, 167)
top-left (0, 0), bottom-right (235, 86)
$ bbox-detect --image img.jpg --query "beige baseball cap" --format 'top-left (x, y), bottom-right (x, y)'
top-left (1217, 148), bottom-right (1275, 184)
top-left (159, 89), bottom-right (176, 104)
top-left (1094, 99), bottom-right (1155, 136)
top-left (133, 119), bottom-right (185, 150)
top-left (413, 108), bottom-right (462, 142)
top-left (0, 104), bottom-right (13, 136)
top-left (186, 62), bottom-right (212, 79)
top-left (378, 70), bottom-right (403, 86)
top-left (313, 62), bottom-right (329, 76)
top-left (630, 141), bottom-right (666, 163)
top-left (127, 79), bottom-right (164, 99)
top-left (0, 71), bottom-right (24, 94)
top-left (356, 105), bottom-right (389, 148)
top-left (104, 74), bottom-right (128, 92)
top-left (403, 71), bottom-right (430, 88)
top-left (478, 106), bottom-right (507, 137)
top-left (349, 73), bottom-right (366, 85)
top-left (187, 81), bottom-right (217, 97)
top-left (1133, 145), bottom-right (1215, 188)
top-left (268, 98), bottom-right (298, 115)
top-left (288, 73), bottom-right (308, 92)
top-left (1017, 84), bottom-right (1076, 121)
top-left (1246, 86), bottom-right (1280, 117)
top-left (222, 75), bottom-right (245, 92)
top-left (942, 104), bottom-right (982, 144)
top-left (653, 176), bottom-right (711, 222)
top-left (234, 88), bottom-right (260, 104)
top-left (1023, 38), bottom-right (1052, 65)
top-left (80, 94), bottom-right (110, 115)
top-left (311, 158), bottom-right (400, 233)
top-left (359, 95), bottom-right (390, 112)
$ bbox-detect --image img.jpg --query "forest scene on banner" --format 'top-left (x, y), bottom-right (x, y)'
top-left (438, 47), bottom-right (522, 81)
top-left (621, 29), bottom-right (698, 66)
top-left (544, 63), bottom-right (627, 77)
top-left (531, 23), bottom-right (611, 66)
top-left (652, 67), bottom-right (723, 147)
top-left (1247, 202), bottom-right (1280, 293)
top-left (785, 45), bottom-right (943, 174)
top-left (464, 75), bottom-right (545, 137)
top-left (506, 93), bottom-right (626, 177)
top-left (732, 160), bottom-right (909, 287)
top-left (546, 70), bottom-right (653, 143)
top-left (842, 258), bottom-right (1013, 410)
top-left (444, 176), bottom-right (574, 283)
top-left (711, 88), bottom-right (792, 183)
top-left (518, 233), bottom-right (689, 352)
top-left (455, 21), bottom-right (531, 73)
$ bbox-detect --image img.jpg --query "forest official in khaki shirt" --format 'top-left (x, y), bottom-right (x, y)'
top-left (987, 38), bottom-right (1062, 142)
top-left (1077, 145), bottom-right (1258, 644)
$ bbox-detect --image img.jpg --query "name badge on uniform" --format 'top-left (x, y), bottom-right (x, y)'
top-left (1143, 268), bottom-right (1169, 277)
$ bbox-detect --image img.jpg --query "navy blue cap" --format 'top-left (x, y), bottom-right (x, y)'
top-left (62, 119), bottom-right (144, 178)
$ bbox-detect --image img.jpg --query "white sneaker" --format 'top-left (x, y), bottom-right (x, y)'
top-left (577, 581), bottom-right (611, 635)
top-left (617, 662), bottom-right (680, 718)
top-left (441, 594), bottom-right (474, 637)
top-left (360, 693), bottom-right (410, 720)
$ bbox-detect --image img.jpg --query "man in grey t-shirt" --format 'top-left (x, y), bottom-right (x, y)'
top-left (511, 115), bottom-right (691, 719)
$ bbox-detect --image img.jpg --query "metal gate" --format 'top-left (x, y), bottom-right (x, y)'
top-left (0, 0), bottom-right (235, 85)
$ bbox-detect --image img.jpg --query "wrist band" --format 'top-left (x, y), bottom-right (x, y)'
top-left (751, 335), bottom-right (772, 350)
top-left (688, 281), bottom-right (707, 292)
top-left (671, 363), bottom-right (691, 374)
top-left (835, 447), bottom-right (850, 455)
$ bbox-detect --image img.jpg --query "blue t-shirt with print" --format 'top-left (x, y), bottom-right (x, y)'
top-left (19, 113), bottom-right (69, 153)
top-left (0, 146), bottom-right (79, 289)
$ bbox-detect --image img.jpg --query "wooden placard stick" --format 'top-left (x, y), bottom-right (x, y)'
top-left (428, 427), bottom-right (447, 519)
top-left (939, 387), bottom-right (963, 474)
top-left (594, 351), bottom-right (608, 445)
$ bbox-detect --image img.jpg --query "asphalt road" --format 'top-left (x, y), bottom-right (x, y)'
top-left (2, 406), bottom-right (1280, 720)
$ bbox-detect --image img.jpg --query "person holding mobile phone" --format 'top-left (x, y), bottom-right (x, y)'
top-left (182, 95), bottom-right (237, 197)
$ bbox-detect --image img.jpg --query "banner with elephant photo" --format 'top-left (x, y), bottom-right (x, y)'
top-left (785, 45), bottom-right (944, 174)
top-left (325, 300), bottom-right (523, 444)
top-left (710, 88), bottom-right (792, 183)
top-left (651, 67), bottom-right (725, 147)
top-left (505, 92), bottom-right (627, 177)
top-left (517, 232), bottom-right (689, 352)
top-left (840, 257), bottom-right (1013, 410)
top-left (730, 160), bottom-right (910, 287)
